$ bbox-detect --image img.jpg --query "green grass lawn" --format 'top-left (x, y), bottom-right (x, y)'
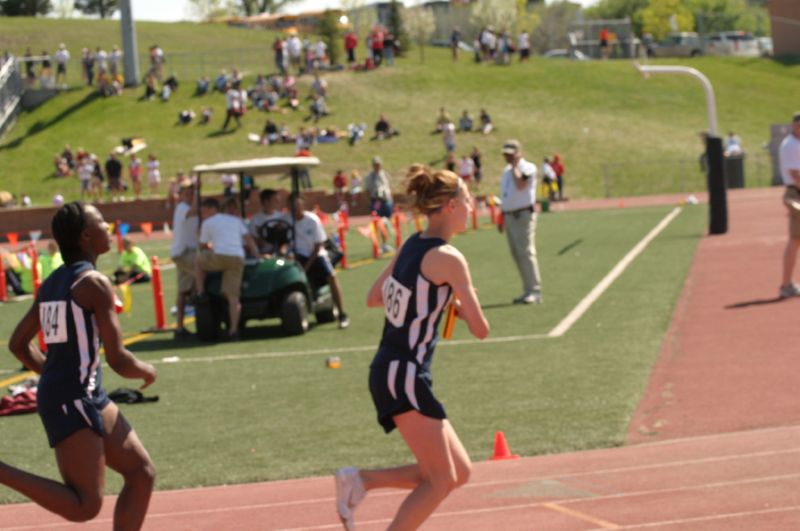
top-left (0, 204), bottom-right (705, 502)
top-left (1, 18), bottom-right (798, 205)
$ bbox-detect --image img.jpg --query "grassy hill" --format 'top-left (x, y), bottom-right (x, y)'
top-left (1, 17), bottom-right (798, 205)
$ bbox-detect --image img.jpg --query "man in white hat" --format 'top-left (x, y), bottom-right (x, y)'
top-left (499, 139), bottom-right (542, 304)
top-left (364, 156), bottom-right (394, 253)
top-left (54, 43), bottom-right (70, 89)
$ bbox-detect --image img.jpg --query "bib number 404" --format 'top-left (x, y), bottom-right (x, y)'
top-left (40, 301), bottom-right (68, 344)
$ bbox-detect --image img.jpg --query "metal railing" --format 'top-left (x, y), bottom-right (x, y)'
top-left (0, 58), bottom-right (23, 137)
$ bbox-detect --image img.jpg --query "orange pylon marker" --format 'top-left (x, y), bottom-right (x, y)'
top-left (492, 431), bottom-right (520, 461)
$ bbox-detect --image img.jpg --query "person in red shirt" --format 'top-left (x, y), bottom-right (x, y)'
top-left (371, 26), bottom-right (385, 66)
top-left (345, 31), bottom-right (358, 66)
top-left (333, 169), bottom-right (348, 204)
top-left (552, 154), bottom-right (565, 201)
top-left (599, 28), bottom-right (610, 59)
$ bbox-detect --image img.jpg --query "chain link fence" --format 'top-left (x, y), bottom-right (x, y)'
top-left (599, 151), bottom-right (774, 198)
top-left (0, 59), bottom-right (23, 136)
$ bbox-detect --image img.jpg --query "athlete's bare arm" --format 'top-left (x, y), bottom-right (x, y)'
top-left (366, 245), bottom-right (404, 308)
top-left (422, 245), bottom-right (489, 339)
top-left (72, 272), bottom-right (157, 389)
top-left (8, 301), bottom-right (47, 373)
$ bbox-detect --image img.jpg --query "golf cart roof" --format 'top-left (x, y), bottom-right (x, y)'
top-left (192, 157), bottom-right (320, 176)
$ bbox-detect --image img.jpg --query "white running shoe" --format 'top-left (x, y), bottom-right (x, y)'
top-left (779, 283), bottom-right (800, 298)
top-left (335, 467), bottom-right (366, 530)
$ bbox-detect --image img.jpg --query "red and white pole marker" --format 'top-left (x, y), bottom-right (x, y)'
top-left (0, 254), bottom-right (7, 302)
top-left (488, 201), bottom-right (497, 226)
top-left (31, 245), bottom-right (46, 353)
top-left (370, 211), bottom-right (381, 259)
top-left (150, 256), bottom-right (166, 330)
top-left (413, 214), bottom-right (423, 233)
top-left (115, 219), bottom-right (123, 254)
top-left (392, 212), bottom-right (402, 249)
top-left (471, 197), bottom-right (478, 230)
top-left (338, 225), bottom-right (348, 270)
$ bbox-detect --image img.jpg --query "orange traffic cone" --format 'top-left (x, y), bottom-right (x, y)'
top-left (492, 431), bottom-right (519, 461)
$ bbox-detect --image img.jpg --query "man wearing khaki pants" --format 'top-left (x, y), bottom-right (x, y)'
top-left (499, 139), bottom-right (542, 304)
top-left (780, 113), bottom-right (800, 298)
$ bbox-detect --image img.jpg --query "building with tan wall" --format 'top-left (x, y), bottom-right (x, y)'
top-left (769, 0), bottom-right (800, 56)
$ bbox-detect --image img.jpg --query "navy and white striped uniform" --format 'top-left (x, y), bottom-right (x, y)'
top-left (37, 261), bottom-right (109, 447)
top-left (369, 233), bottom-right (453, 433)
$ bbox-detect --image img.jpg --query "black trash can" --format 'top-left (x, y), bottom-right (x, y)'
top-left (724, 154), bottom-right (745, 189)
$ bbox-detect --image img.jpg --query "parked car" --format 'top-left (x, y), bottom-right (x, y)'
top-left (704, 31), bottom-right (760, 57)
top-left (543, 49), bottom-right (590, 61)
top-left (757, 36), bottom-right (773, 57)
top-left (650, 32), bottom-right (703, 58)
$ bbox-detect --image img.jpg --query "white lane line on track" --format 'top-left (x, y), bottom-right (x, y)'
top-left (274, 472), bottom-right (800, 531)
top-left (549, 207), bottom-right (682, 338)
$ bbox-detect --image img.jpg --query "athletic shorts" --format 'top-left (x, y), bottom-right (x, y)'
top-left (198, 250), bottom-right (244, 302)
top-left (784, 187), bottom-right (800, 239)
top-left (37, 389), bottom-right (110, 448)
top-left (372, 199), bottom-right (393, 219)
top-left (297, 254), bottom-right (334, 287)
top-left (172, 250), bottom-right (196, 293)
top-left (369, 360), bottom-right (446, 434)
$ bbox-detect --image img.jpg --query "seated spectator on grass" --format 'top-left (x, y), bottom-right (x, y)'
top-left (310, 73), bottom-right (327, 99)
top-left (372, 113), bottom-right (399, 140)
top-left (479, 108), bottom-right (494, 135)
top-left (215, 70), bottom-right (228, 92)
top-left (434, 107), bottom-right (450, 133)
top-left (61, 144), bottom-right (75, 171)
top-left (288, 193), bottom-right (349, 328)
top-left (347, 123), bottom-right (367, 146)
top-left (196, 197), bottom-right (260, 341)
top-left (279, 123), bottom-right (294, 143)
top-left (263, 119), bottom-right (279, 144)
top-left (178, 109), bottom-right (196, 125)
top-left (196, 75), bottom-right (209, 95)
top-left (114, 237), bottom-right (152, 284)
top-left (459, 110), bottom-right (474, 132)
top-left (201, 107), bottom-right (213, 125)
top-left (54, 154), bottom-right (72, 177)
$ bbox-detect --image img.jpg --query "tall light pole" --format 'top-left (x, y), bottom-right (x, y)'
top-left (633, 63), bottom-right (727, 235)
top-left (120, 0), bottom-right (140, 87)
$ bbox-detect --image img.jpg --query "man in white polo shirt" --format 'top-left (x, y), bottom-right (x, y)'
top-left (779, 112), bottom-right (800, 298)
top-left (171, 178), bottom-right (198, 338)
top-left (196, 197), bottom-right (259, 340)
top-left (289, 193), bottom-right (349, 329)
top-left (499, 139), bottom-right (542, 304)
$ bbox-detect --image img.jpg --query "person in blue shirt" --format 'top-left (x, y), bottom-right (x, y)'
top-left (1, 202), bottom-right (157, 529)
top-left (335, 165), bottom-right (490, 530)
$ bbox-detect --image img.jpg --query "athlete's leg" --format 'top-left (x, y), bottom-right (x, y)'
top-left (101, 402), bottom-right (155, 531)
top-left (386, 410), bottom-right (466, 530)
top-left (0, 429), bottom-right (105, 522)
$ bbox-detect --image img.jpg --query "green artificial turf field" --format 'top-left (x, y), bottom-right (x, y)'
top-left (0, 204), bottom-right (705, 502)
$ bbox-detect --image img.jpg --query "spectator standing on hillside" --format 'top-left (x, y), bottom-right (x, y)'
top-left (779, 112), bottom-right (800, 298)
top-left (105, 153), bottom-right (123, 202)
top-left (149, 44), bottom-right (165, 80)
top-left (442, 119), bottom-right (456, 156)
top-left (129, 153), bottom-right (142, 200)
top-left (371, 25), bottom-right (385, 67)
top-left (78, 155), bottom-right (94, 200)
top-left (273, 37), bottom-right (286, 75)
top-left (599, 27), bottom-right (610, 60)
top-left (287, 34), bottom-right (302, 73)
top-left (95, 47), bottom-right (108, 76)
top-left (459, 154), bottom-right (475, 184)
top-left (222, 81), bottom-right (247, 130)
top-left (345, 30), bottom-right (358, 66)
top-left (314, 38), bottom-right (328, 69)
top-left (383, 31), bottom-right (395, 66)
top-left (172, 178), bottom-right (198, 338)
top-left (541, 157), bottom-right (558, 202)
top-left (54, 43), bottom-right (69, 88)
top-left (40, 50), bottom-right (52, 88)
top-left (471, 146), bottom-right (483, 184)
top-left (90, 154), bottom-right (104, 201)
top-left (23, 48), bottom-right (35, 87)
top-left (450, 26), bottom-right (461, 62)
top-left (109, 45), bottom-right (122, 77)
top-left (499, 139), bottom-right (542, 304)
top-left (81, 48), bottom-right (94, 86)
top-left (518, 30), bottom-right (531, 62)
top-left (147, 154), bottom-right (161, 197)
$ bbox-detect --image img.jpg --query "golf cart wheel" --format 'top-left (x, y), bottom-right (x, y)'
top-left (195, 295), bottom-right (223, 342)
top-left (315, 305), bottom-right (339, 324)
top-left (281, 291), bottom-right (309, 335)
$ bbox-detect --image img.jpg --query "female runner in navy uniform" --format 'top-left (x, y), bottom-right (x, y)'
top-left (0, 202), bottom-right (157, 529)
top-left (336, 165), bottom-right (489, 530)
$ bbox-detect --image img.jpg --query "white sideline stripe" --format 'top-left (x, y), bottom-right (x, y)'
top-left (275, 473), bottom-right (800, 531)
top-left (548, 207), bottom-right (683, 338)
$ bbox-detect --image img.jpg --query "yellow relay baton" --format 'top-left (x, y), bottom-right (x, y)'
top-left (442, 299), bottom-right (457, 340)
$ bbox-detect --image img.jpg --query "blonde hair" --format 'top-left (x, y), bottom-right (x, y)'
top-left (405, 164), bottom-right (461, 215)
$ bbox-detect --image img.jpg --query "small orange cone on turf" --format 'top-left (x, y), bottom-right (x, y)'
top-left (492, 431), bottom-right (519, 461)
